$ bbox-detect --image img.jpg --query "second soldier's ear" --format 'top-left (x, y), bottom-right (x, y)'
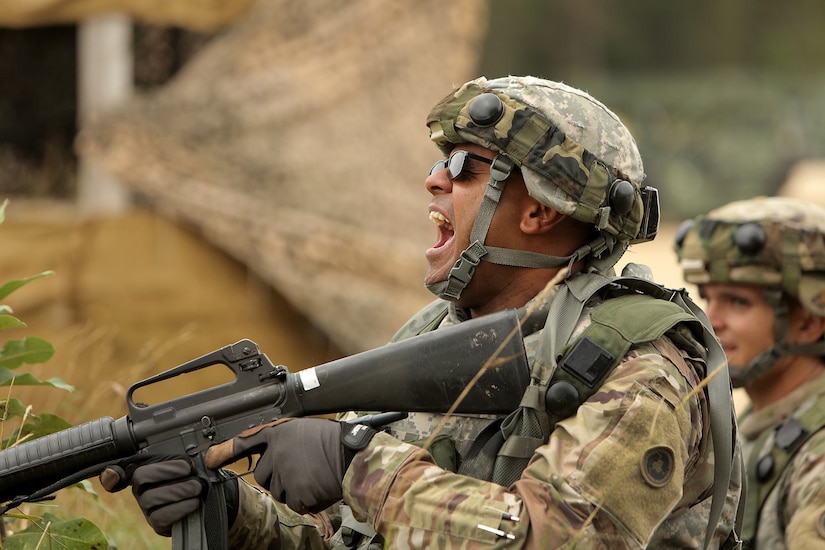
top-left (794, 306), bottom-right (825, 345)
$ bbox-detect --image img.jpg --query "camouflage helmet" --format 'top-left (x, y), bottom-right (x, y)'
top-left (675, 196), bottom-right (825, 317)
top-left (426, 75), bottom-right (657, 244)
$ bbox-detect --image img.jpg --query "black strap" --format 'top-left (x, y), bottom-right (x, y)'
top-left (0, 452), bottom-right (184, 514)
top-left (456, 418), bottom-right (505, 481)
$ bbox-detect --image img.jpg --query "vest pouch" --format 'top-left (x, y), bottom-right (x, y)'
top-left (411, 433), bottom-right (460, 472)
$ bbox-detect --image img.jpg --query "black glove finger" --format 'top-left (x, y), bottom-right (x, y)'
top-left (125, 459), bottom-right (207, 537)
top-left (134, 478), bottom-right (205, 510)
top-left (134, 479), bottom-right (206, 537)
top-left (131, 459), bottom-right (196, 487)
top-left (251, 452), bottom-right (276, 494)
top-left (145, 497), bottom-right (202, 537)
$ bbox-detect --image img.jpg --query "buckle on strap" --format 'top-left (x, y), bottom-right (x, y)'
top-left (490, 155), bottom-right (514, 186)
top-left (449, 241), bottom-right (488, 286)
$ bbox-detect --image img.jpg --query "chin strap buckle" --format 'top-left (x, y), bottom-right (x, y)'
top-left (443, 241), bottom-right (488, 299)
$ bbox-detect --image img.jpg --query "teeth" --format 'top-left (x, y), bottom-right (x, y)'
top-left (429, 211), bottom-right (453, 231)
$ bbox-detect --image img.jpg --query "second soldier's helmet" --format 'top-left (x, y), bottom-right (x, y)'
top-left (674, 195), bottom-right (825, 385)
top-left (675, 195), bottom-right (825, 317)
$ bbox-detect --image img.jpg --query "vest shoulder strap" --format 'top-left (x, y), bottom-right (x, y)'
top-left (496, 280), bottom-right (700, 476)
top-left (496, 279), bottom-right (736, 548)
top-left (545, 292), bottom-right (698, 425)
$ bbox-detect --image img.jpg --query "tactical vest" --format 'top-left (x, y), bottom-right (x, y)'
top-left (336, 270), bottom-right (736, 549)
top-left (740, 393), bottom-right (825, 546)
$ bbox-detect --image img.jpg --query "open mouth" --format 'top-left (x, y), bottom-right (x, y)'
top-left (429, 211), bottom-right (454, 248)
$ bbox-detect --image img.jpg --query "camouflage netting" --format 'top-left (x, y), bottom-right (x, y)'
top-left (75, 0), bottom-right (490, 354)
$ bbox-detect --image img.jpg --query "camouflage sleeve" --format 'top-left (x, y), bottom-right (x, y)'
top-left (343, 339), bottom-right (706, 549)
top-left (779, 430), bottom-right (825, 548)
top-left (228, 478), bottom-right (337, 549)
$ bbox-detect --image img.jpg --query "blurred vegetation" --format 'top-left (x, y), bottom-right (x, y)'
top-left (0, 199), bottom-right (111, 548)
top-left (570, 72), bottom-right (824, 221)
top-left (481, 0), bottom-right (825, 75)
top-left (479, 0), bottom-right (825, 220)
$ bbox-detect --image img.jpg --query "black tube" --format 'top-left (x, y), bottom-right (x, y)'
top-left (0, 416), bottom-right (136, 503)
top-left (290, 308), bottom-right (530, 416)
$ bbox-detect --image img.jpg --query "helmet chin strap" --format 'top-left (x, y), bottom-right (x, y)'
top-left (730, 341), bottom-right (825, 388)
top-left (426, 155), bottom-right (601, 302)
top-left (729, 288), bottom-right (825, 388)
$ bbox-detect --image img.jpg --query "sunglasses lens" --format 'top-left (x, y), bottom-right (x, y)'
top-left (429, 150), bottom-right (481, 180)
top-left (429, 159), bottom-right (447, 177)
top-left (446, 151), bottom-right (468, 179)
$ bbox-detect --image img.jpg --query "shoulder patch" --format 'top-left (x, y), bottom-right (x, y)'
top-left (640, 446), bottom-right (675, 488)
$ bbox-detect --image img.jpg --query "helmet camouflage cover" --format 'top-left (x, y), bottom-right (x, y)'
top-left (426, 75), bottom-right (654, 243)
top-left (675, 196), bottom-right (825, 317)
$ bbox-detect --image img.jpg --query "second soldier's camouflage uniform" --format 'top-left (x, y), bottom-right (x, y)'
top-left (738, 373), bottom-right (825, 549)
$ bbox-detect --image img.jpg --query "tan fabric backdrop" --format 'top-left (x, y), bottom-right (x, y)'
top-left (0, 0), bottom-right (254, 29)
top-left (73, 0), bottom-right (490, 354)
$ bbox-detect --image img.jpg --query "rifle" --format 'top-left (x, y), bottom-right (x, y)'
top-left (0, 308), bottom-right (529, 549)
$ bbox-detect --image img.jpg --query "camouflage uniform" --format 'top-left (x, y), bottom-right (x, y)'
top-left (227, 76), bottom-right (743, 548)
top-left (348, 292), bottom-right (743, 549)
top-left (228, 283), bottom-right (742, 549)
top-left (675, 196), bottom-right (825, 548)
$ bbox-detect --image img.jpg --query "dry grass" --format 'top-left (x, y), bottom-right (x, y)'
top-left (1, 323), bottom-right (197, 549)
top-left (5, 491), bottom-right (167, 550)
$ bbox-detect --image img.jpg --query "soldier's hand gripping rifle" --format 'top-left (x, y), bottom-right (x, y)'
top-left (0, 308), bottom-right (529, 550)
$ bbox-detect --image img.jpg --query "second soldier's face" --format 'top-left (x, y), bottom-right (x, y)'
top-left (700, 284), bottom-right (776, 370)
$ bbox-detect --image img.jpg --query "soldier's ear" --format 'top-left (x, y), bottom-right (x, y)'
top-left (794, 305), bottom-right (825, 344)
top-left (521, 200), bottom-right (564, 235)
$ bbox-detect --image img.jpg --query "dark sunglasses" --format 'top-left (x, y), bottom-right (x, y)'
top-left (429, 150), bottom-right (493, 179)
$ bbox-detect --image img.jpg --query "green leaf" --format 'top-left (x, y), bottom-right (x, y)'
top-left (0, 314), bottom-right (26, 331)
top-left (0, 397), bottom-right (35, 420)
top-left (75, 479), bottom-right (99, 499)
top-left (0, 398), bottom-right (42, 450)
top-left (42, 376), bottom-right (74, 391)
top-left (0, 336), bottom-right (55, 369)
top-left (0, 369), bottom-right (74, 391)
top-left (2, 512), bottom-right (110, 550)
top-left (3, 413), bottom-right (74, 450)
top-left (0, 271), bottom-right (55, 302)
top-left (21, 413), bottom-right (73, 440)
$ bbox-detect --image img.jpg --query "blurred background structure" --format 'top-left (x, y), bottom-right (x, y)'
top-left (0, 0), bottom-right (489, 408)
top-left (1, 1), bottom-right (824, 546)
